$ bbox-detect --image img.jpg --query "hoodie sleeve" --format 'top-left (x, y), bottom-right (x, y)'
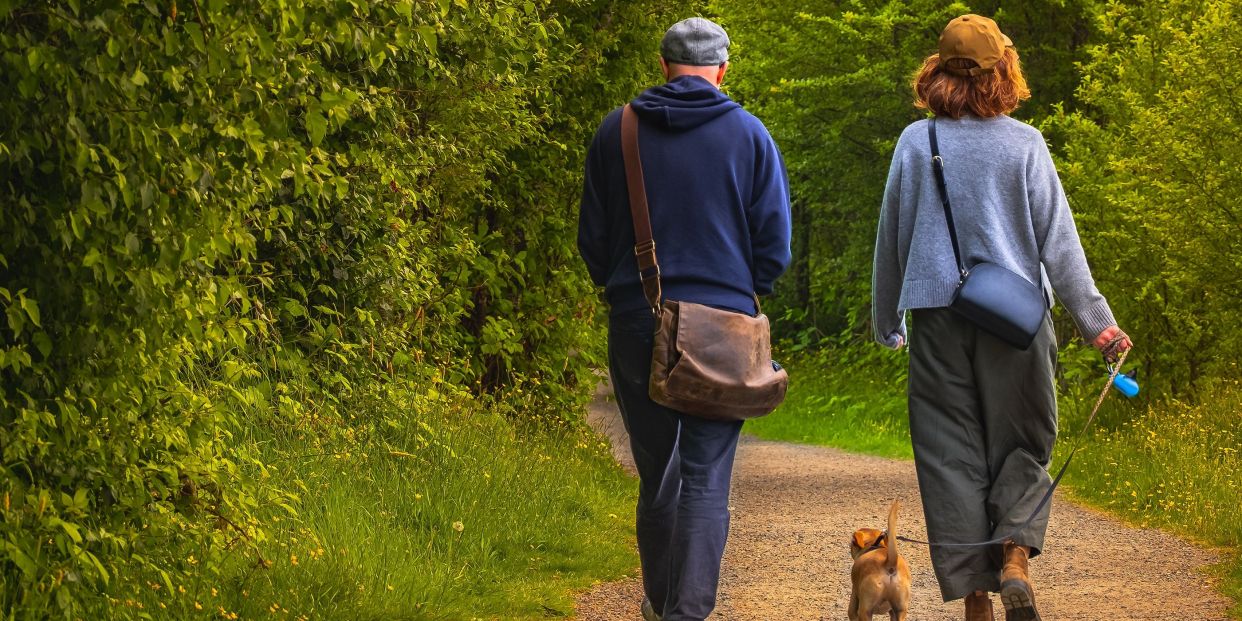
top-left (872, 139), bottom-right (906, 349)
top-left (748, 126), bottom-right (793, 296)
top-left (577, 120), bottom-right (610, 286)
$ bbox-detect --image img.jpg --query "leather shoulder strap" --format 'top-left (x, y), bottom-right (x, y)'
top-left (929, 118), bottom-right (966, 275)
top-left (621, 104), bottom-right (662, 310)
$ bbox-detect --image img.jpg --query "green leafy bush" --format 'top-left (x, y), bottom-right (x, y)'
top-left (1047, 0), bottom-right (1242, 392)
top-left (0, 1), bottom-right (684, 617)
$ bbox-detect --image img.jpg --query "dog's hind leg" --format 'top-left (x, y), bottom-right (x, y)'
top-left (890, 609), bottom-right (907, 621)
top-left (848, 595), bottom-right (860, 621)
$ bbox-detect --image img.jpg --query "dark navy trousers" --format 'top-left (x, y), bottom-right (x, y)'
top-left (608, 310), bottom-right (743, 621)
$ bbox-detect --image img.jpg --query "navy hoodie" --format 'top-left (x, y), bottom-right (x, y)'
top-left (578, 75), bottom-right (792, 316)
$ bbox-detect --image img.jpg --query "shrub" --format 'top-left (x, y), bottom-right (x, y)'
top-left (0, 1), bottom-right (685, 616)
top-left (1048, 0), bottom-right (1242, 393)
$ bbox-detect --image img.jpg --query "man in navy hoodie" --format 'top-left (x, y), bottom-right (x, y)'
top-left (577, 17), bottom-right (792, 621)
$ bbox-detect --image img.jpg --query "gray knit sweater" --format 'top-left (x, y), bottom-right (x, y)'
top-left (872, 115), bottom-right (1116, 348)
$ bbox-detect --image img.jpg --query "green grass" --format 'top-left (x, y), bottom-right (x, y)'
top-left (102, 388), bottom-right (637, 621)
top-left (757, 346), bottom-right (1241, 619)
top-left (747, 346), bottom-right (911, 459)
top-left (227, 398), bottom-right (636, 620)
top-left (1057, 372), bottom-right (1242, 619)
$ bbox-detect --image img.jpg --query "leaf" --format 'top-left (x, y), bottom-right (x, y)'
top-left (283, 299), bottom-right (306, 318)
top-left (7, 305), bottom-right (25, 337)
top-left (54, 519), bottom-right (83, 544)
top-left (5, 543), bottom-right (36, 577)
top-left (19, 294), bottom-right (39, 327)
top-left (415, 25), bottom-right (437, 54)
top-left (131, 67), bottom-right (149, 86)
top-left (33, 332), bottom-right (52, 358)
top-left (306, 111), bottom-right (327, 146)
top-left (84, 550), bottom-right (110, 585)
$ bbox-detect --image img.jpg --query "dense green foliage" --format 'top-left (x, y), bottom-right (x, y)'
top-left (0, 1), bottom-right (680, 617)
top-left (1047, 0), bottom-right (1242, 392)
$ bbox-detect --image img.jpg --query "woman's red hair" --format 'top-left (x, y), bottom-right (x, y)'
top-left (913, 48), bottom-right (1030, 118)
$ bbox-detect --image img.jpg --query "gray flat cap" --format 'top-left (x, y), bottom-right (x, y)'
top-left (661, 17), bottom-right (730, 66)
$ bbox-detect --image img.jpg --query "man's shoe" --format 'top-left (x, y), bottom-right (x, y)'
top-left (965, 590), bottom-right (995, 621)
top-left (641, 597), bottom-right (662, 621)
top-left (999, 541), bottom-right (1041, 621)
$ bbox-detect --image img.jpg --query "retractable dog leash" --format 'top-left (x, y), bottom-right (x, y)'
top-left (897, 344), bottom-right (1132, 549)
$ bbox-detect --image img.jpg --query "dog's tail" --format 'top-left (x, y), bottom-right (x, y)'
top-left (886, 499), bottom-right (899, 573)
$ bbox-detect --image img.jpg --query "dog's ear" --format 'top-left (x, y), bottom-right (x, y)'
top-left (851, 530), bottom-right (870, 551)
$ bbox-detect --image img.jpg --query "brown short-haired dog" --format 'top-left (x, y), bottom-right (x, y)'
top-left (848, 500), bottom-right (912, 621)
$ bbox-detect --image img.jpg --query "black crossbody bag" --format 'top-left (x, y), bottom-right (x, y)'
top-left (929, 118), bottom-right (1047, 350)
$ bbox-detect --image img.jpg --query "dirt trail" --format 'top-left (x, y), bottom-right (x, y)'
top-left (576, 386), bottom-right (1232, 620)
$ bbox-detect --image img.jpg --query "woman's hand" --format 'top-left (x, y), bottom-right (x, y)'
top-left (882, 332), bottom-right (905, 351)
top-left (1092, 325), bottom-right (1132, 363)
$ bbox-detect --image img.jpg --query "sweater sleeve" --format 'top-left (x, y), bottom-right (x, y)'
top-left (1028, 138), bottom-right (1116, 341)
top-left (872, 143), bottom-right (907, 348)
top-left (577, 122), bottom-right (610, 286)
top-left (748, 127), bottom-right (793, 296)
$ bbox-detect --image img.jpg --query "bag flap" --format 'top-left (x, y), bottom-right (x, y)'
top-left (673, 302), bottom-right (772, 380)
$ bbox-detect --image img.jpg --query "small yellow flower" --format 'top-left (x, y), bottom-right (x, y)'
top-left (194, 602), bottom-right (203, 610)
top-left (452, 521), bottom-right (464, 533)
top-left (291, 554), bottom-right (299, 566)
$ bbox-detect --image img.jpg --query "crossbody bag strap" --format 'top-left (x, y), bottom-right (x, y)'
top-left (621, 104), bottom-right (663, 312)
top-left (928, 118), bottom-right (967, 276)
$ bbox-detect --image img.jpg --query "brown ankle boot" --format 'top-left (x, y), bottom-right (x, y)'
top-left (999, 541), bottom-right (1041, 621)
top-left (965, 590), bottom-right (995, 621)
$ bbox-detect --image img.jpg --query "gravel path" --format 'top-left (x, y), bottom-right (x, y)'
top-left (576, 386), bottom-right (1232, 620)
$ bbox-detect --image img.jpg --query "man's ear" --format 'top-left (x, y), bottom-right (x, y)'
top-left (715, 62), bottom-right (728, 86)
top-left (660, 57), bottom-right (670, 81)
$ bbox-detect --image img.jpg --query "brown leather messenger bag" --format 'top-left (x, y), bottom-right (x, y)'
top-left (620, 104), bottom-right (788, 421)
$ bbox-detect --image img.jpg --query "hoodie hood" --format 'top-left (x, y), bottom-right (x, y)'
top-left (630, 75), bottom-right (741, 132)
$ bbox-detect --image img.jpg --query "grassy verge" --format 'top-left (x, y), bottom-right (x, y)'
top-left (233, 395), bottom-right (636, 620)
top-left (747, 346), bottom-right (910, 459)
top-left (103, 387), bottom-right (636, 620)
top-left (1057, 370), bottom-right (1241, 619)
top-left (756, 346), bottom-right (1240, 619)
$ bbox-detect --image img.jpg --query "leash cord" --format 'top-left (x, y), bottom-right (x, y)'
top-left (897, 348), bottom-right (1130, 548)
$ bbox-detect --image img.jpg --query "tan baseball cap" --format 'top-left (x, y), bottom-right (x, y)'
top-left (938, 14), bottom-right (1013, 76)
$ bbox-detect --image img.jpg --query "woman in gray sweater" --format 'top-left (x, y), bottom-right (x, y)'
top-left (871, 15), bottom-right (1132, 621)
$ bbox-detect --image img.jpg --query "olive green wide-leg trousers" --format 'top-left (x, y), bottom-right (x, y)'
top-left (908, 308), bottom-right (1059, 602)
